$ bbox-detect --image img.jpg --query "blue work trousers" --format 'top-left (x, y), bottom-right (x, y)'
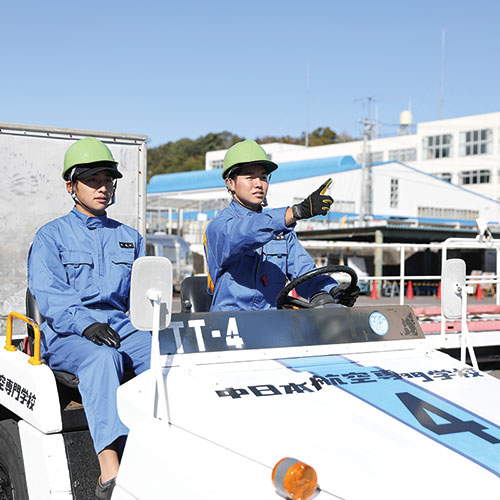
top-left (44, 330), bottom-right (151, 454)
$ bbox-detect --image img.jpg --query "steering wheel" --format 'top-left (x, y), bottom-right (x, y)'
top-left (276, 265), bottom-right (358, 309)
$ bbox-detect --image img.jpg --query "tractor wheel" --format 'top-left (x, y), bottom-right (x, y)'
top-left (0, 420), bottom-right (29, 500)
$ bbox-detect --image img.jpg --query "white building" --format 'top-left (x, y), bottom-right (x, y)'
top-left (205, 112), bottom-right (500, 200)
top-left (148, 154), bottom-right (500, 242)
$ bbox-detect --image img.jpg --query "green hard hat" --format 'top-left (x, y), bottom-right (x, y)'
top-left (222, 140), bottom-right (278, 179)
top-left (62, 137), bottom-right (121, 180)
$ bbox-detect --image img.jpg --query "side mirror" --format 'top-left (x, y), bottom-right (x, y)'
top-left (441, 259), bottom-right (465, 320)
top-left (130, 257), bottom-right (173, 331)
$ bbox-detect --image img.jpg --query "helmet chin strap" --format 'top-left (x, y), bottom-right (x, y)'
top-left (70, 173), bottom-right (117, 216)
top-left (225, 179), bottom-right (266, 211)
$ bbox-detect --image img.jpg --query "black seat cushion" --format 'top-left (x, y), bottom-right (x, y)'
top-left (26, 288), bottom-right (44, 339)
top-left (180, 276), bottom-right (212, 313)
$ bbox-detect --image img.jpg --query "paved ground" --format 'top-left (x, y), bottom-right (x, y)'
top-left (357, 294), bottom-right (498, 308)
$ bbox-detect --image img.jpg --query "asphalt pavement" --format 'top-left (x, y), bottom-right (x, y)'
top-left (357, 294), bottom-right (498, 308)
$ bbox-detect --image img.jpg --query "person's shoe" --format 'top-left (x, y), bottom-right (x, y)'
top-left (95, 476), bottom-right (116, 500)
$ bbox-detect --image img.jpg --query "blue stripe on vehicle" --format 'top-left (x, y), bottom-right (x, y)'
top-left (280, 355), bottom-right (500, 478)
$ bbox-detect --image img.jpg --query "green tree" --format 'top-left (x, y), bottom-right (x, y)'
top-left (255, 134), bottom-right (302, 145)
top-left (147, 127), bottom-right (355, 181)
top-left (147, 131), bottom-right (244, 181)
top-left (306, 127), bottom-right (354, 146)
top-left (257, 128), bottom-right (355, 147)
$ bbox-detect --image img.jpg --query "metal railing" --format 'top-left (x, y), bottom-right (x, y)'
top-left (301, 237), bottom-right (500, 307)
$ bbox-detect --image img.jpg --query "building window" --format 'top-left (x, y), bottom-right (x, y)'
top-left (294, 198), bottom-right (355, 213)
top-left (333, 200), bottom-right (356, 212)
top-left (433, 172), bottom-right (452, 183)
top-left (460, 169), bottom-right (491, 185)
top-left (390, 178), bottom-right (399, 208)
top-left (423, 134), bottom-right (452, 159)
top-left (356, 151), bottom-right (384, 163)
top-left (418, 207), bottom-right (479, 220)
top-left (388, 148), bottom-right (417, 162)
top-left (210, 159), bottom-right (224, 169)
top-left (460, 129), bottom-right (492, 156)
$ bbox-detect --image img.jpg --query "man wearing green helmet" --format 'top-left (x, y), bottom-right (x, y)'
top-left (204, 139), bottom-right (360, 311)
top-left (28, 137), bottom-right (151, 499)
top-left (62, 136), bottom-right (123, 214)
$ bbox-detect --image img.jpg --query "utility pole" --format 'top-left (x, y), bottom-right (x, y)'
top-left (358, 97), bottom-right (378, 226)
top-left (305, 61), bottom-right (310, 147)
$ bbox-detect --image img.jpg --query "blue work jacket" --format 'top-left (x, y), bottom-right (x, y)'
top-left (28, 208), bottom-right (145, 351)
top-left (204, 201), bottom-right (336, 311)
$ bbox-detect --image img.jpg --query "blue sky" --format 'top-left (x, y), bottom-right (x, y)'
top-left (1, 0), bottom-right (499, 147)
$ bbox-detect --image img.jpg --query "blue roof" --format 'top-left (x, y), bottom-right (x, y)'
top-left (146, 209), bottom-right (491, 227)
top-left (148, 168), bottom-right (223, 193)
top-left (147, 155), bottom-right (358, 194)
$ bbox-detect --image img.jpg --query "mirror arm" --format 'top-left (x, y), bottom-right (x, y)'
top-left (149, 289), bottom-right (169, 420)
top-left (459, 286), bottom-right (479, 371)
top-left (147, 289), bottom-right (162, 302)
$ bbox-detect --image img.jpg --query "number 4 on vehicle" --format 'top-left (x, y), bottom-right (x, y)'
top-left (397, 392), bottom-right (500, 444)
top-left (225, 317), bottom-right (244, 349)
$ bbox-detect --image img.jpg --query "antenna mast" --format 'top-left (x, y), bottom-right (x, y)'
top-left (305, 61), bottom-right (310, 147)
top-left (440, 26), bottom-right (446, 119)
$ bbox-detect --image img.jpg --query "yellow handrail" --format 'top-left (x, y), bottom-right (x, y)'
top-left (5, 311), bottom-right (42, 366)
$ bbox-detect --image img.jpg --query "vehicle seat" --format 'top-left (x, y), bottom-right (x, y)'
top-left (25, 288), bottom-right (79, 388)
top-left (24, 288), bottom-right (136, 433)
top-left (180, 276), bottom-right (212, 313)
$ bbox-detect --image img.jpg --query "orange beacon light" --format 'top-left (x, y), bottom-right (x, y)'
top-left (272, 457), bottom-right (319, 500)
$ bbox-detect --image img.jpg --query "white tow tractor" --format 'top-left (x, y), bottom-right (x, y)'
top-left (1, 262), bottom-right (500, 500)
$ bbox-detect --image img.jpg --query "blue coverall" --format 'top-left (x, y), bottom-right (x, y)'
top-left (27, 207), bottom-right (151, 454)
top-left (204, 201), bottom-right (336, 311)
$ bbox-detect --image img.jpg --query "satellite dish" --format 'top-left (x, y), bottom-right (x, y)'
top-left (441, 259), bottom-right (465, 320)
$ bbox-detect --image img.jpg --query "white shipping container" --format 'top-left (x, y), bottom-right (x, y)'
top-left (0, 122), bottom-right (147, 330)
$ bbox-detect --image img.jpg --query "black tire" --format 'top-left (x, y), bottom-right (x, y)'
top-left (0, 419), bottom-right (29, 500)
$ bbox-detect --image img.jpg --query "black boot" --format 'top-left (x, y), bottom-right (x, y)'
top-left (95, 476), bottom-right (116, 500)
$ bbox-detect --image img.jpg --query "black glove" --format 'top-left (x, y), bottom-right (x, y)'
top-left (82, 322), bottom-right (121, 348)
top-left (310, 291), bottom-right (336, 307)
top-left (329, 285), bottom-right (360, 308)
top-left (292, 179), bottom-right (333, 220)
